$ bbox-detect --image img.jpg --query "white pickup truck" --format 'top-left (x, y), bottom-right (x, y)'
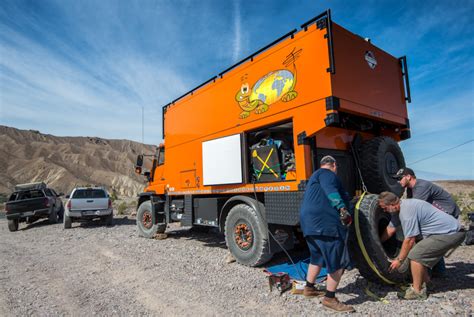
top-left (63, 187), bottom-right (113, 229)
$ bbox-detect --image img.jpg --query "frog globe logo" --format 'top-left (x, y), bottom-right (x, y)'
top-left (365, 51), bottom-right (377, 69)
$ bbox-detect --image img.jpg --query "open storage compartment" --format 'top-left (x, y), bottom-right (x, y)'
top-left (246, 121), bottom-right (296, 183)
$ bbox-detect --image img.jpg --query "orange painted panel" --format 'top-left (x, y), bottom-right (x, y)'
top-left (164, 24), bottom-right (332, 150)
top-left (331, 23), bottom-right (408, 121)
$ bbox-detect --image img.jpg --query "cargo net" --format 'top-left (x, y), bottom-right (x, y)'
top-left (248, 125), bottom-right (296, 182)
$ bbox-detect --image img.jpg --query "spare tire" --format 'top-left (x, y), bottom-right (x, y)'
top-left (349, 194), bottom-right (410, 284)
top-left (359, 137), bottom-right (405, 196)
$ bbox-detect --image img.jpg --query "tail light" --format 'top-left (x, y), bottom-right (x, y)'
top-left (44, 198), bottom-right (50, 207)
top-left (108, 199), bottom-right (112, 208)
top-left (67, 200), bottom-right (72, 209)
top-left (5, 204), bottom-right (9, 212)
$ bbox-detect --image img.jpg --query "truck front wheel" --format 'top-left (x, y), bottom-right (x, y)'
top-left (136, 200), bottom-right (166, 238)
top-left (8, 219), bottom-right (19, 232)
top-left (224, 204), bottom-right (272, 267)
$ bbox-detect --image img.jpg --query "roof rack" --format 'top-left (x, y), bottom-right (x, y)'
top-left (14, 182), bottom-right (47, 191)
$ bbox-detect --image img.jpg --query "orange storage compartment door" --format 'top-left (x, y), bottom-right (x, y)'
top-left (330, 23), bottom-right (408, 124)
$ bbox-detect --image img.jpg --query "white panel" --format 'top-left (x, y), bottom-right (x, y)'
top-left (202, 134), bottom-right (242, 186)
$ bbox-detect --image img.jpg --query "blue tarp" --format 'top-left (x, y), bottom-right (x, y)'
top-left (265, 257), bottom-right (327, 281)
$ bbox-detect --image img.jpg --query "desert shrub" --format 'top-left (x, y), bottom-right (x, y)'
top-left (117, 201), bottom-right (128, 215)
top-left (0, 193), bottom-right (8, 204)
top-left (452, 192), bottom-right (474, 222)
top-left (110, 189), bottom-right (118, 203)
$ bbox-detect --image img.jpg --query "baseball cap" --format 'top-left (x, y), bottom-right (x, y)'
top-left (320, 155), bottom-right (336, 165)
top-left (393, 167), bottom-right (415, 180)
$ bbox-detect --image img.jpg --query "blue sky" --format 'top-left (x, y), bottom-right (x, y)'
top-left (1, 0), bottom-right (473, 180)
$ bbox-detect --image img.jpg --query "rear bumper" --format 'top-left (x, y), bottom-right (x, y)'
top-left (6, 208), bottom-right (50, 220)
top-left (66, 208), bottom-right (113, 218)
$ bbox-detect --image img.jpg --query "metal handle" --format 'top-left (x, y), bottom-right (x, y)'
top-left (399, 56), bottom-right (411, 103)
top-left (86, 200), bottom-right (93, 203)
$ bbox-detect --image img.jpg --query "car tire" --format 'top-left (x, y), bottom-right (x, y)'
top-left (359, 136), bottom-right (405, 196)
top-left (349, 194), bottom-right (410, 284)
top-left (58, 205), bottom-right (64, 221)
top-left (48, 207), bottom-right (59, 224)
top-left (64, 214), bottom-right (72, 229)
top-left (8, 219), bottom-right (19, 232)
top-left (224, 204), bottom-right (272, 267)
top-left (136, 201), bottom-right (165, 238)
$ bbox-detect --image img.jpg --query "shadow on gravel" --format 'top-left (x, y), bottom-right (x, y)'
top-left (72, 216), bottom-right (136, 229)
top-left (20, 219), bottom-right (56, 231)
top-left (166, 227), bottom-right (227, 249)
top-left (338, 261), bottom-right (474, 306)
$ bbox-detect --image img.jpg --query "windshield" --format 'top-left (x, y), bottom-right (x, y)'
top-left (72, 189), bottom-right (107, 199)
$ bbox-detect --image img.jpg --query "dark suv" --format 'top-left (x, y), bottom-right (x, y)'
top-left (5, 182), bottom-right (64, 232)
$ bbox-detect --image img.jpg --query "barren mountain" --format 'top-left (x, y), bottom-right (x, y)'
top-left (0, 125), bottom-right (155, 197)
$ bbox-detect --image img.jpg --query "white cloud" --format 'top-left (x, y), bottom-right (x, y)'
top-left (232, 0), bottom-right (242, 63)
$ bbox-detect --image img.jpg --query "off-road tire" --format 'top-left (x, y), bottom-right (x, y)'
top-left (64, 214), bottom-right (72, 229)
top-left (136, 201), bottom-right (166, 238)
top-left (48, 207), bottom-right (59, 224)
top-left (8, 219), bottom-right (19, 232)
top-left (349, 194), bottom-right (410, 284)
top-left (224, 204), bottom-right (272, 267)
top-left (359, 136), bottom-right (405, 196)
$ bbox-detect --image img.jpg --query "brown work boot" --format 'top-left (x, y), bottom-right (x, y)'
top-left (303, 285), bottom-right (325, 297)
top-left (322, 297), bottom-right (355, 312)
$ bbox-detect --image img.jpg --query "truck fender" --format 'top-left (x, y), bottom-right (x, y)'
top-left (137, 192), bottom-right (155, 208)
top-left (219, 195), bottom-right (268, 238)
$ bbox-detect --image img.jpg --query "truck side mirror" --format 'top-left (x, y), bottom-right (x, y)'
top-left (65, 195), bottom-right (70, 199)
top-left (136, 155), bottom-right (144, 167)
top-left (58, 192), bottom-right (64, 197)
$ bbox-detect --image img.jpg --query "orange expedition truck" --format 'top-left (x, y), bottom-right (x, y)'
top-left (135, 10), bottom-right (412, 284)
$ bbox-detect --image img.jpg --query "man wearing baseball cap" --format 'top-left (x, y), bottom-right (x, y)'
top-left (392, 167), bottom-right (460, 277)
top-left (393, 167), bottom-right (460, 218)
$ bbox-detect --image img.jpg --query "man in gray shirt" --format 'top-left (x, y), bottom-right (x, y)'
top-left (394, 167), bottom-right (460, 218)
top-left (379, 192), bottom-right (464, 300)
top-left (393, 167), bottom-right (461, 276)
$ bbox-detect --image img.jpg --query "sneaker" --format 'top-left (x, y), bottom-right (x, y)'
top-left (303, 285), bottom-right (325, 297)
top-left (322, 297), bottom-right (355, 312)
top-left (397, 285), bottom-right (427, 300)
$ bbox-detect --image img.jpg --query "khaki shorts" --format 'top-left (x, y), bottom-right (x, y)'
top-left (408, 231), bottom-right (466, 268)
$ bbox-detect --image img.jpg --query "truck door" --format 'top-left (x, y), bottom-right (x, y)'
top-left (153, 146), bottom-right (166, 186)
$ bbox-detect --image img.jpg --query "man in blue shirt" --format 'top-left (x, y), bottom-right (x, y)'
top-left (300, 156), bottom-right (354, 313)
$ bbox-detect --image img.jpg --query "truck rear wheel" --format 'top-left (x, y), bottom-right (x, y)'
top-left (349, 194), bottom-right (410, 284)
top-left (359, 136), bottom-right (405, 196)
top-left (8, 219), bottom-right (19, 232)
top-left (136, 200), bottom-right (166, 238)
top-left (224, 204), bottom-right (272, 267)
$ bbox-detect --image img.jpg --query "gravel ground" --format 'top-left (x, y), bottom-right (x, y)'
top-left (0, 215), bottom-right (473, 316)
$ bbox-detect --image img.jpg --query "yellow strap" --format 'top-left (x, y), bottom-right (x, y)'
top-left (354, 192), bottom-right (396, 285)
top-left (256, 148), bottom-right (279, 178)
top-left (364, 282), bottom-right (390, 304)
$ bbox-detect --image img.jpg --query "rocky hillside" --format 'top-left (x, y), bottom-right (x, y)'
top-left (0, 125), bottom-right (155, 197)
